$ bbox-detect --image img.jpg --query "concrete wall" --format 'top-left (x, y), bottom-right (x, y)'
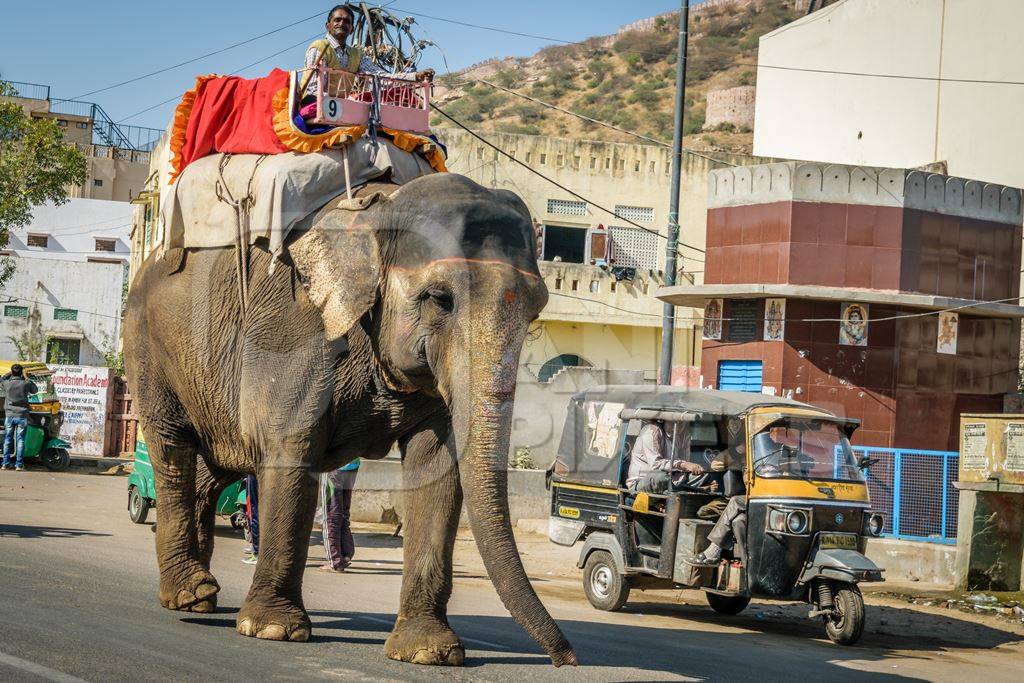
top-left (7, 198), bottom-right (132, 263)
top-left (754, 0), bottom-right (1024, 189)
top-left (351, 458), bottom-right (552, 526)
top-left (0, 259), bottom-right (125, 366)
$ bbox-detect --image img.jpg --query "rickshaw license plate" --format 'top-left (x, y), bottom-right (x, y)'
top-left (820, 533), bottom-right (858, 550)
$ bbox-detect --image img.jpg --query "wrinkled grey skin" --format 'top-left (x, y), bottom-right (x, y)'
top-left (123, 174), bottom-right (576, 667)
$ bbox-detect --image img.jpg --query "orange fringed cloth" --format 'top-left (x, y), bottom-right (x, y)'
top-left (168, 68), bottom-right (373, 184)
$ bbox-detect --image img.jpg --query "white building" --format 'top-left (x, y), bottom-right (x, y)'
top-left (0, 198), bottom-right (130, 365)
top-left (753, 0), bottom-right (1024, 189)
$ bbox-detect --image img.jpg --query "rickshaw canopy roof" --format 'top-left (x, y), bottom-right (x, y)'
top-left (569, 385), bottom-right (813, 416)
top-left (553, 386), bottom-right (830, 488)
top-left (0, 361), bottom-right (52, 377)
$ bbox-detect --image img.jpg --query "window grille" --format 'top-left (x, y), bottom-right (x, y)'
top-left (93, 179), bottom-right (103, 187)
top-left (54, 308), bottom-right (78, 321)
top-left (4, 305), bottom-right (28, 318)
top-left (95, 238), bottom-right (116, 252)
top-left (47, 338), bottom-right (80, 365)
top-left (614, 205), bottom-right (655, 223)
top-left (609, 226), bottom-right (659, 269)
top-left (547, 199), bottom-right (587, 216)
top-left (27, 234), bottom-right (49, 248)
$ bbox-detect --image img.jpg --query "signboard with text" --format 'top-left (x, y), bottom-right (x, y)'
top-left (51, 365), bottom-right (112, 457)
top-left (959, 414), bottom-right (1024, 485)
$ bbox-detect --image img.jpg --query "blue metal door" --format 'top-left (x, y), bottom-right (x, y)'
top-left (717, 360), bottom-right (763, 393)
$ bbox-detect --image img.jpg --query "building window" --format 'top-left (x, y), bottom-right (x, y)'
top-left (547, 199), bottom-right (587, 216)
top-left (27, 234), bottom-right (49, 248)
top-left (144, 203), bottom-right (153, 247)
top-left (95, 238), bottom-right (117, 252)
top-left (604, 158), bottom-right (611, 170)
top-left (590, 157), bottom-right (596, 169)
top-left (54, 308), bottom-right (78, 321)
top-left (556, 154), bottom-right (564, 166)
top-left (609, 226), bottom-right (660, 269)
top-left (538, 354), bottom-right (592, 383)
top-left (46, 338), bottom-right (81, 365)
top-left (93, 179), bottom-right (103, 187)
top-left (617, 159), bottom-right (625, 171)
top-left (541, 225), bottom-right (587, 263)
top-left (614, 205), bottom-right (655, 223)
top-left (539, 153), bottom-right (547, 165)
top-left (525, 152), bottom-right (532, 164)
top-left (57, 119), bottom-right (68, 127)
top-left (589, 280), bottom-right (600, 293)
top-left (4, 305), bottom-right (28, 318)
top-left (573, 156), bottom-right (581, 169)
top-left (634, 160), bottom-right (641, 172)
top-left (76, 122), bottom-right (88, 129)
top-left (649, 161), bottom-right (656, 173)
top-left (477, 147), bottom-right (485, 160)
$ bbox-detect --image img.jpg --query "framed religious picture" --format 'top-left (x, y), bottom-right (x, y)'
top-left (839, 302), bottom-right (869, 346)
top-left (703, 298), bottom-right (723, 340)
top-left (764, 298), bottom-right (785, 341)
top-left (937, 311), bottom-right (958, 354)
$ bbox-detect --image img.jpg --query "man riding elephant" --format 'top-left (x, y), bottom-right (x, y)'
top-left (124, 174), bottom-right (576, 667)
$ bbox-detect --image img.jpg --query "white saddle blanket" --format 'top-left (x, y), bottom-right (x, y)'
top-left (161, 137), bottom-right (435, 258)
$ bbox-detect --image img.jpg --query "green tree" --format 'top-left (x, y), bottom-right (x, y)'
top-left (0, 81), bottom-right (87, 285)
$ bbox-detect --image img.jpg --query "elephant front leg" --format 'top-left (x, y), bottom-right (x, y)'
top-left (237, 463), bottom-right (318, 642)
top-left (150, 438), bottom-right (220, 612)
top-left (385, 420), bottom-right (465, 666)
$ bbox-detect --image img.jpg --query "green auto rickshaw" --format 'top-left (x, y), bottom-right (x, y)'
top-left (0, 361), bottom-right (72, 471)
top-left (128, 428), bottom-right (248, 526)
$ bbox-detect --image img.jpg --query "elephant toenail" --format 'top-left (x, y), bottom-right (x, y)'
top-left (237, 618), bottom-right (254, 636)
top-left (257, 624), bottom-right (287, 640)
top-left (194, 583), bottom-right (218, 600)
top-left (289, 627), bottom-right (311, 642)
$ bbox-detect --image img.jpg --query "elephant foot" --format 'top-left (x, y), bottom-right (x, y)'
top-left (385, 618), bottom-right (465, 666)
top-left (159, 567), bottom-right (220, 612)
top-left (237, 600), bottom-right (311, 642)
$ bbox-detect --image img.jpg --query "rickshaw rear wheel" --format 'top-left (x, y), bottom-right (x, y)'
top-left (42, 448), bottom-right (70, 472)
top-left (583, 550), bottom-right (630, 611)
top-left (128, 485), bottom-right (151, 524)
top-left (706, 592), bottom-right (751, 615)
top-left (824, 583), bottom-right (865, 645)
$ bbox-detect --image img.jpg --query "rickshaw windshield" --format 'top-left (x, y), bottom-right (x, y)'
top-left (25, 373), bottom-right (56, 403)
top-left (751, 418), bottom-right (863, 482)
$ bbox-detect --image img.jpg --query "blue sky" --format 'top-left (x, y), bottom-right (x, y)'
top-left (1, 1), bottom-right (689, 131)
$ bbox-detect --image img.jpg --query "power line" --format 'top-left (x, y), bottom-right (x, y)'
top-left (117, 33), bottom-right (319, 124)
top-left (432, 103), bottom-right (707, 259)
top-left (71, 10), bottom-right (326, 100)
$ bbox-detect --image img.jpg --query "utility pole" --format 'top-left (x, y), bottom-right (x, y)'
top-left (658, 0), bottom-right (691, 386)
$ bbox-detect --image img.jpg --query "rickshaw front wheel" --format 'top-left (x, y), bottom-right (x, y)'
top-left (128, 485), bottom-right (151, 524)
top-left (583, 550), bottom-right (630, 611)
top-left (706, 592), bottom-right (751, 615)
top-left (42, 448), bottom-right (70, 472)
top-left (824, 583), bottom-right (866, 646)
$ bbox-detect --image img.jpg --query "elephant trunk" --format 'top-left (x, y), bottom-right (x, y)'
top-left (455, 378), bottom-right (577, 667)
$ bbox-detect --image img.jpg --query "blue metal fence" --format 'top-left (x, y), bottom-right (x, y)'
top-left (848, 446), bottom-right (959, 545)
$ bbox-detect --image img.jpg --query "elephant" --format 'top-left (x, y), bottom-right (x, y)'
top-left (123, 172), bottom-right (576, 667)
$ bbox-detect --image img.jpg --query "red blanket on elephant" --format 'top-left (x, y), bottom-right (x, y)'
top-left (168, 68), bottom-right (445, 184)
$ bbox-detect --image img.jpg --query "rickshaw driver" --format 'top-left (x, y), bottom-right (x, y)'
top-left (691, 428), bottom-right (786, 566)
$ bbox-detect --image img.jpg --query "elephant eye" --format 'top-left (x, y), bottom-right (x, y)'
top-left (425, 288), bottom-right (454, 313)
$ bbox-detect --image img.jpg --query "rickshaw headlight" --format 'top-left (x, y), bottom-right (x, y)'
top-left (786, 509), bottom-right (809, 535)
top-left (768, 507), bottom-right (811, 535)
top-left (866, 513), bottom-right (884, 536)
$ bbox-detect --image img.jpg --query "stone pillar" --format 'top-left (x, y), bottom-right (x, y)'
top-left (954, 484), bottom-right (1024, 592)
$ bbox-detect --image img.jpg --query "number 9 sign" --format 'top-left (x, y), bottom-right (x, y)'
top-left (325, 97), bottom-right (341, 122)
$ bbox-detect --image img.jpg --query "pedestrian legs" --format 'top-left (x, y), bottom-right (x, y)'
top-left (2, 416), bottom-right (27, 469)
top-left (320, 469), bottom-right (357, 570)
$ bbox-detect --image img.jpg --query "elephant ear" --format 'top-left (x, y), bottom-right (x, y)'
top-left (288, 207), bottom-right (381, 346)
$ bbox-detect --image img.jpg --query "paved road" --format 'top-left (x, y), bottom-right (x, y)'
top-left (1, 470), bottom-right (1022, 682)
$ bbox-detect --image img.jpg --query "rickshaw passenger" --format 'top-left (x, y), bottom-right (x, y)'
top-left (626, 420), bottom-right (704, 493)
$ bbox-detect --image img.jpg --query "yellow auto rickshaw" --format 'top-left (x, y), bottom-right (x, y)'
top-left (0, 361), bottom-right (71, 470)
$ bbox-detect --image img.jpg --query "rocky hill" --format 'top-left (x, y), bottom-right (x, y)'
top-left (431, 0), bottom-right (802, 155)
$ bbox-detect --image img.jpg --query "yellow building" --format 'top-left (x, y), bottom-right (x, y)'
top-left (437, 128), bottom-right (764, 383)
top-left (3, 80), bottom-right (159, 202)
